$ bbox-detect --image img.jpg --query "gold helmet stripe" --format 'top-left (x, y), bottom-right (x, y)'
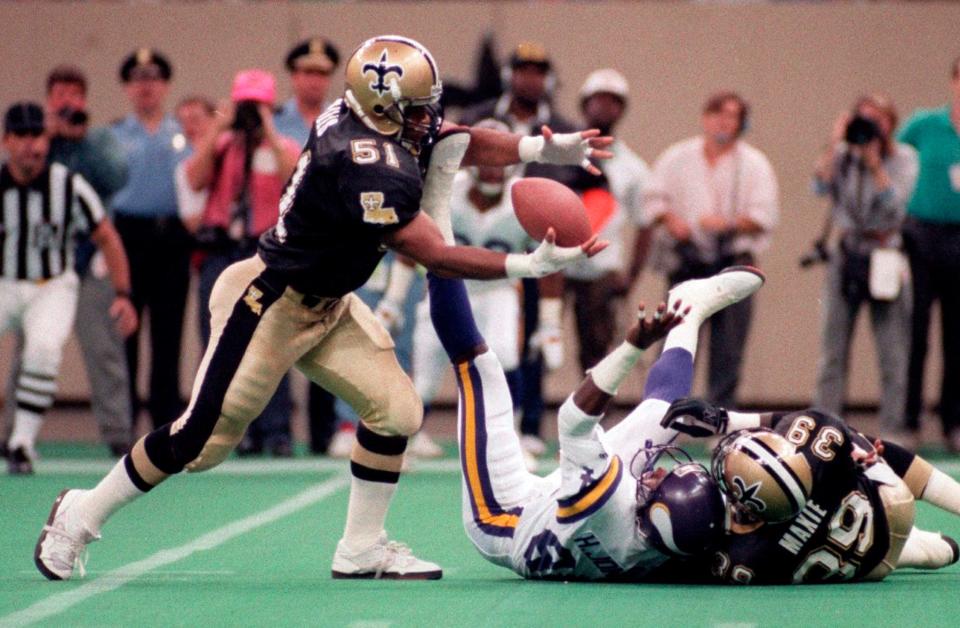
top-left (737, 437), bottom-right (808, 514)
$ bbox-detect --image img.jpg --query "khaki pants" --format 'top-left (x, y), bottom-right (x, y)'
top-left (180, 255), bottom-right (422, 472)
top-left (863, 477), bottom-right (916, 581)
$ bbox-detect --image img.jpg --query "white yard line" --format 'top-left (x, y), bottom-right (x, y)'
top-left (0, 475), bottom-right (350, 628)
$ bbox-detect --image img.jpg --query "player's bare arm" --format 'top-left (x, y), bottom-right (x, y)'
top-left (384, 211), bottom-right (607, 279)
top-left (573, 300), bottom-right (687, 416)
top-left (90, 219), bottom-right (138, 337)
top-left (445, 121), bottom-right (614, 175)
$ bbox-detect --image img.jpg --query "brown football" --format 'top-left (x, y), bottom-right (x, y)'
top-left (511, 177), bottom-right (592, 247)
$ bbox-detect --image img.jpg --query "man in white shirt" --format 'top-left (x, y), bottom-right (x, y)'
top-left (645, 91), bottom-right (779, 408)
top-left (565, 69), bottom-right (651, 371)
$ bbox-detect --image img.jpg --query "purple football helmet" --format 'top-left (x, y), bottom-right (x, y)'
top-left (633, 445), bottom-right (726, 558)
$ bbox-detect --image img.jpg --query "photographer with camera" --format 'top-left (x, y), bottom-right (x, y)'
top-left (645, 91), bottom-right (779, 409)
top-left (810, 94), bottom-right (918, 444)
top-left (184, 69), bottom-right (300, 457)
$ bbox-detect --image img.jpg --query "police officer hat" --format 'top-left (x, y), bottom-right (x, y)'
top-left (4, 101), bottom-right (45, 136)
top-left (285, 38), bottom-right (340, 74)
top-left (119, 48), bottom-right (173, 83)
top-left (509, 42), bottom-right (551, 72)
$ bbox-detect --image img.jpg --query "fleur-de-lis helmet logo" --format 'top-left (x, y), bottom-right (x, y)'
top-left (731, 475), bottom-right (766, 513)
top-left (363, 50), bottom-right (404, 97)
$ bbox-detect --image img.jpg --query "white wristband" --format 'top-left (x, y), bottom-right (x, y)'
top-left (504, 253), bottom-right (532, 278)
top-left (587, 341), bottom-right (644, 396)
top-left (518, 135), bottom-right (545, 163)
top-left (726, 411), bottom-right (763, 433)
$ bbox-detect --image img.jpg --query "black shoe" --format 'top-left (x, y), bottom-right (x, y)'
top-left (236, 437), bottom-right (263, 457)
top-left (270, 440), bottom-right (293, 458)
top-left (8, 446), bottom-right (34, 475)
top-left (942, 534), bottom-right (959, 565)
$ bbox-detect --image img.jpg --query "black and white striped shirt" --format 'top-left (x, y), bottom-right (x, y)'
top-left (0, 162), bottom-right (104, 280)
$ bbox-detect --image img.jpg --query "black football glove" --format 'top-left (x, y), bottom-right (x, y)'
top-left (660, 397), bottom-right (729, 438)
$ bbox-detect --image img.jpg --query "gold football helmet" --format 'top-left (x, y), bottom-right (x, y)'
top-left (344, 35), bottom-right (443, 153)
top-left (711, 429), bottom-right (814, 523)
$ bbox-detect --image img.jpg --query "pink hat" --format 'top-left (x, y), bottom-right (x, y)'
top-left (231, 69), bottom-right (276, 105)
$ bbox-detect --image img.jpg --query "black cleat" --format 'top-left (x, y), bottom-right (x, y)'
top-left (8, 446), bottom-right (35, 475)
top-left (941, 534), bottom-right (959, 565)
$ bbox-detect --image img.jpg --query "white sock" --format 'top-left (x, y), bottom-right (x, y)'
top-left (8, 409), bottom-right (44, 453)
top-left (341, 477), bottom-right (397, 551)
top-left (921, 468), bottom-right (960, 516)
top-left (897, 527), bottom-right (956, 569)
top-left (662, 318), bottom-right (702, 358)
top-left (76, 458), bottom-right (146, 533)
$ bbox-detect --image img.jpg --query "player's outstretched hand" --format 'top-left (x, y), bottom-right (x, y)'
top-left (509, 228), bottom-right (609, 278)
top-left (626, 299), bottom-right (688, 350)
top-left (660, 397), bottom-right (730, 438)
top-left (540, 126), bottom-right (614, 175)
top-left (111, 295), bottom-right (139, 338)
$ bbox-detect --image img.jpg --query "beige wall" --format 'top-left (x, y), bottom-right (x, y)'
top-left (0, 1), bottom-right (954, 407)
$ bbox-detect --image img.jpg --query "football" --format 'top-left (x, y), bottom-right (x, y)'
top-left (511, 177), bottom-right (592, 247)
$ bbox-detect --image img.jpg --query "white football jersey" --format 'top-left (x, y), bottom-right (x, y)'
top-left (506, 455), bottom-right (666, 580)
top-left (449, 171), bottom-right (534, 294)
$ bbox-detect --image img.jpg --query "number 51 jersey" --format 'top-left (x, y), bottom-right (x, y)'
top-left (258, 100), bottom-right (423, 298)
top-left (710, 410), bottom-right (912, 584)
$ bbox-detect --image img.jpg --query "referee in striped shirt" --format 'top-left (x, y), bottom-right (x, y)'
top-left (1, 102), bottom-right (137, 474)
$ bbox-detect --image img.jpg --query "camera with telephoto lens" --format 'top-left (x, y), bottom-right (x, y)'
top-left (844, 115), bottom-right (880, 146)
top-left (231, 101), bottom-right (263, 134)
top-left (57, 107), bottom-right (89, 126)
top-left (798, 240), bottom-right (829, 268)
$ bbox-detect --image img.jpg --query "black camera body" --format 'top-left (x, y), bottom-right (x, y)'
top-left (799, 240), bottom-right (830, 268)
top-left (844, 115), bottom-right (880, 146)
top-left (231, 101), bottom-right (263, 134)
top-left (57, 107), bottom-right (89, 126)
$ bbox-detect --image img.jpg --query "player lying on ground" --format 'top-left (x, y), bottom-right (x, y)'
top-left (425, 265), bottom-right (764, 579)
top-left (32, 35), bottom-right (612, 582)
top-left (655, 399), bottom-right (960, 583)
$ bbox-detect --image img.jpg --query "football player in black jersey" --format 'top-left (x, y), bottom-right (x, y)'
top-left (659, 400), bottom-right (960, 584)
top-left (34, 35), bottom-right (613, 582)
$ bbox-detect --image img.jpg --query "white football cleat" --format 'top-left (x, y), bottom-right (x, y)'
top-left (331, 532), bottom-right (442, 580)
top-left (897, 528), bottom-right (960, 570)
top-left (407, 431), bottom-right (444, 459)
top-left (667, 266), bottom-right (765, 325)
top-left (35, 489), bottom-right (99, 580)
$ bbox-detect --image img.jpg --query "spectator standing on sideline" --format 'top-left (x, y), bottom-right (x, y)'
top-left (274, 38), bottom-right (340, 146)
top-left (1, 66), bottom-right (131, 456)
top-left (1, 102), bottom-right (136, 474)
top-left (110, 49), bottom-right (193, 430)
top-left (185, 69), bottom-right (300, 457)
top-left (459, 42), bottom-right (578, 464)
top-left (810, 94), bottom-right (918, 443)
top-left (275, 38), bottom-right (343, 455)
top-left (897, 56), bottom-right (960, 452)
top-left (565, 69), bottom-right (651, 372)
top-left (645, 91), bottom-right (779, 408)
top-left (174, 96), bottom-right (215, 231)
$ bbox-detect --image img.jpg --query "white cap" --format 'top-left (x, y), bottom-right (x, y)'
top-left (579, 68), bottom-right (629, 102)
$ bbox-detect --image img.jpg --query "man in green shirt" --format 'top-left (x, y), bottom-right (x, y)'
top-left (897, 55), bottom-right (960, 452)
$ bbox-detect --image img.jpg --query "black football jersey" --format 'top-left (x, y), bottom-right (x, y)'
top-left (258, 100), bottom-right (422, 297)
top-left (709, 410), bottom-right (890, 584)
